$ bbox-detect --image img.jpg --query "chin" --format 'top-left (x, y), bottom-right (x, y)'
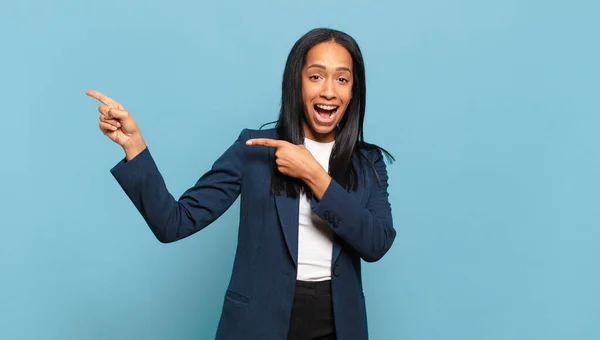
top-left (304, 121), bottom-right (337, 140)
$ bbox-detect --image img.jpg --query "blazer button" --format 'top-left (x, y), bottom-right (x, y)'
top-left (333, 264), bottom-right (341, 277)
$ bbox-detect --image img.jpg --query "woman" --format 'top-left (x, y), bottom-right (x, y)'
top-left (87, 28), bottom-right (396, 340)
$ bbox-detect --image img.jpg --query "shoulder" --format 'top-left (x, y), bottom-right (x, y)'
top-left (237, 128), bottom-right (277, 141)
top-left (356, 142), bottom-right (386, 164)
top-left (355, 142), bottom-right (392, 186)
top-left (232, 128), bottom-right (277, 165)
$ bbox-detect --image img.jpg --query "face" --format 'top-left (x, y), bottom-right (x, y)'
top-left (301, 41), bottom-right (354, 142)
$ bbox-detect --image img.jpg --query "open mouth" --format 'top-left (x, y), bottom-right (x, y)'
top-left (313, 104), bottom-right (339, 124)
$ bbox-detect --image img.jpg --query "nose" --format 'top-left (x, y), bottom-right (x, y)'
top-left (320, 79), bottom-right (336, 100)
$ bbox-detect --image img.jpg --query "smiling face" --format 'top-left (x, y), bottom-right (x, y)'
top-left (301, 41), bottom-right (354, 143)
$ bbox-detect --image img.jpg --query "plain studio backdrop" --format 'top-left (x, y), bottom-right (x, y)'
top-left (0, 1), bottom-right (598, 339)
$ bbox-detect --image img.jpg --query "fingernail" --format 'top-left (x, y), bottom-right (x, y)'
top-left (246, 141), bottom-right (252, 145)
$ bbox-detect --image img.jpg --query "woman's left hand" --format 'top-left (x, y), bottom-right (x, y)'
top-left (246, 138), bottom-right (332, 198)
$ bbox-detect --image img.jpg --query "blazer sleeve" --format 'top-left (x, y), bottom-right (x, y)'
top-left (110, 129), bottom-right (249, 243)
top-left (312, 149), bottom-right (396, 262)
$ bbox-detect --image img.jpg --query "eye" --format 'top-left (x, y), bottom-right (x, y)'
top-left (338, 77), bottom-right (349, 83)
top-left (309, 75), bottom-right (322, 81)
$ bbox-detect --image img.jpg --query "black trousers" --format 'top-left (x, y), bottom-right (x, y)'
top-left (287, 280), bottom-right (336, 340)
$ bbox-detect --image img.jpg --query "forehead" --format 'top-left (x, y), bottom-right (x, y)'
top-left (304, 41), bottom-right (353, 69)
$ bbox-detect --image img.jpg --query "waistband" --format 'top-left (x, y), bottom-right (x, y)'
top-left (295, 280), bottom-right (332, 296)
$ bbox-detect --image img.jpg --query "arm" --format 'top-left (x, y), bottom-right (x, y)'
top-left (110, 130), bottom-right (248, 243)
top-left (244, 138), bottom-right (396, 261)
top-left (311, 150), bottom-right (396, 262)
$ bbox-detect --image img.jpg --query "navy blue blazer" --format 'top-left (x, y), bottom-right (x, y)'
top-left (111, 128), bottom-right (396, 340)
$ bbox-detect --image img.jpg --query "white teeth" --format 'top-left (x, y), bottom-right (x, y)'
top-left (316, 104), bottom-right (338, 111)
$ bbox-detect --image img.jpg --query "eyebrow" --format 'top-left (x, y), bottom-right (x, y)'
top-left (306, 64), bottom-right (352, 73)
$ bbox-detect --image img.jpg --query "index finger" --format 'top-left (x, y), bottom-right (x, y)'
top-left (246, 138), bottom-right (286, 148)
top-left (85, 90), bottom-right (121, 107)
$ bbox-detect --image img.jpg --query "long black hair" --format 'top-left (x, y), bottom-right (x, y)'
top-left (269, 28), bottom-right (394, 198)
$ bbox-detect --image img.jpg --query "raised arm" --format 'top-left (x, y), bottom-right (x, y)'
top-left (87, 90), bottom-right (248, 242)
top-left (110, 131), bottom-right (247, 243)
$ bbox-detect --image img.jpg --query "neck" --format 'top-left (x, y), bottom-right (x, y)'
top-left (303, 123), bottom-right (335, 143)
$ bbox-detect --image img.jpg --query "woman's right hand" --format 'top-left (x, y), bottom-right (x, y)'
top-left (86, 90), bottom-right (147, 160)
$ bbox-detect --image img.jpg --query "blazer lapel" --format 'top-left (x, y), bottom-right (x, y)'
top-left (274, 194), bottom-right (299, 267)
top-left (268, 129), bottom-right (299, 267)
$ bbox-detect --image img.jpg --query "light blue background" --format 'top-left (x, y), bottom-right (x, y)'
top-left (1, 0), bottom-right (598, 339)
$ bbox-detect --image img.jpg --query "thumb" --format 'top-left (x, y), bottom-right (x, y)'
top-left (102, 106), bottom-right (138, 134)
top-left (105, 107), bottom-right (129, 120)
